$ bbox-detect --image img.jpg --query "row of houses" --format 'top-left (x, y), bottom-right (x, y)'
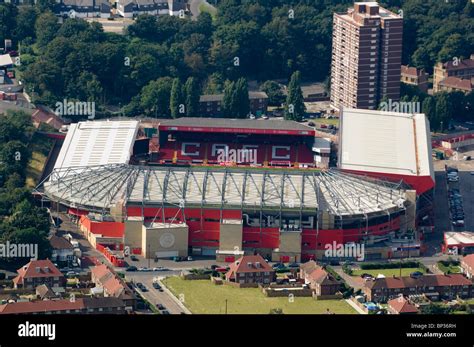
top-left (401, 53), bottom-right (474, 94)
top-left (54, 0), bottom-right (187, 18)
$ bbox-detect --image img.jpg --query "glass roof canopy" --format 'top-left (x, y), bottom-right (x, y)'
top-left (38, 164), bottom-right (407, 217)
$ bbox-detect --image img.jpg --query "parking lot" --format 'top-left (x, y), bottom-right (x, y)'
top-left (434, 151), bottom-right (474, 233)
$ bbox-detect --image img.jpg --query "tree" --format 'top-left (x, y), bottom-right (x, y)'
top-left (35, 11), bottom-right (59, 48)
top-left (184, 77), bottom-right (200, 117)
top-left (14, 6), bottom-right (37, 42)
top-left (140, 77), bottom-right (173, 118)
top-left (222, 80), bottom-right (236, 117)
top-left (422, 96), bottom-right (436, 129)
top-left (234, 77), bottom-right (249, 118)
top-left (435, 92), bottom-right (453, 132)
top-left (261, 80), bottom-right (284, 106)
top-left (285, 71), bottom-right (305, 121)
top-left (170, 78), bottom-right (184, 119)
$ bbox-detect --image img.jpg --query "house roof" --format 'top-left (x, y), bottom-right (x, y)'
top-left (15, 259), bottom-right (64, 280)
top-left (199, 91), bottom-right (268, 103)
top-left (365, 274), bottom-right (472, 290)
top-left (439, 76), bottom-right (472, 91)
top-left (443, 57), bottom-right (474, 71)
top-left (35, 284), bottom-right (56, 299)
top-left (0, 54), bottom-right (13, 67)
top-left (300, 261), bottom-right (341, 286)
top-left (227, 254), bottom-right (273, 276)
top-left (387, 297), bottom-right (418, 313)
top-left (462, 254), bottom-right (474, 270)
top-left (91, 264), bottom-right (129, 298)
top-left (49, 235), bottom-right (74, 250)
top-left (0, 297), bottom-right (125, 314)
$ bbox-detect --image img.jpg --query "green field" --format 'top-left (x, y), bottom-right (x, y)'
top-left (162, 277), bottom-right (357, 314)
top-left (351, 268), bottom-right (424, 277)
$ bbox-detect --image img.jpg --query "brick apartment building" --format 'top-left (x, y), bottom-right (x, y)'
top-left (364, 274), bottom-right (473, 303)
top-left (433, 54), bottom-right (474, 93)
top-left (225, 254), bottom-right (275, 285)
top-left (199, 91), bottom-right (268, 117)
top-left (331, 1), bottom-right (403, 110)
top-left (400, 65), bottom-right (429, 93)
top-left (13, 259), bottom-right (66, 290)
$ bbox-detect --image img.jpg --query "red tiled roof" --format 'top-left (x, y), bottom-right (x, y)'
top-left (0, 297), bottom-right (125, 314)
top-left (443, 58), bottom-right (474, 71)
top-left (388, 297), bottom-right (418, 314)
top-left (15, 260), bottom-right (64, 285)
top-left (49, 235), bottom-right (74, 250)
top-left (462, 254), bottom-right (474, 270)
top-left (91, 264), bottom-right (127, 298)
top-left (229, 255), bottom-right (273, 273)
top-left (366, 274), bottom-right (472, 290)
top-left (0, 299), bottom-right (83, 314)
top-left (401, 65), bottom-right (420, 77)
top-left (439, 76), bottom-right (472, 91)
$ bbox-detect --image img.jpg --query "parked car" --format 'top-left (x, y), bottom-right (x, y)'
top-left (156, 304), bottom-right (165, 310)
top-left (410, 271), bottom-right (424, 279)
top-left (152, 283), bottom-right (161, 290)
top-left (288, 262), bottom-right (300, 268)
top-left (126, 266), bottom-right (137, 272)
top-left (161, 310), bottom-right (170, 315)
top-left (130, 255), bottom-right (138, 261)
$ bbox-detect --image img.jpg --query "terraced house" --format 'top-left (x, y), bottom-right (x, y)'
top-left (364, 274), bottom-right (473, 303)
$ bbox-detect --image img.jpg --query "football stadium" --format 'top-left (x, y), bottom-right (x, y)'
top-left (36, 109), bottom-right (434, 264)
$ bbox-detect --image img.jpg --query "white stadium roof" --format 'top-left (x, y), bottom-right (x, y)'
top-left (54, 120), bottom-right (139, 172)
top-left (338, 108), bottom-right (434, 179)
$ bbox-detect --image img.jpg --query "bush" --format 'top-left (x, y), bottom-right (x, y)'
top-left (360, 261), bottom-right (420, 270)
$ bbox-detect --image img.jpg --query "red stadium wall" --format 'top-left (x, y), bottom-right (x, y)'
top-left (79, 215), bottom-right (124, 238)
top-left (342, 169), bottom-right (434, 195)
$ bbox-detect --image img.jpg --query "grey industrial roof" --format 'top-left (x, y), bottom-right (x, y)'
top-left (159, 117), bottom-right (314, 132)
top-left (40, 164), bottom-right (407, 217)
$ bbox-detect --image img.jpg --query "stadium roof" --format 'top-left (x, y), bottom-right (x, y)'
top-left (40, 165), bottom-right (407, 217)
top-left (54, 120), bottom-right (139, 172)
top-left (158, 117), bottom-right (315, 136)
top-left (338, 108), bottom-right (434, 187)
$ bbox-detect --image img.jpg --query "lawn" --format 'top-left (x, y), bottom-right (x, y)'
top-left (25, 133), bottom-right (54, 187)
top-left (162, 276), bottom-right (357, 314)
top-left (437, 262), bottom-right (461, 274)
top-left (351, 268), bottom-right (424, 277)
top-left (312, 118), bottom-right (339, 126)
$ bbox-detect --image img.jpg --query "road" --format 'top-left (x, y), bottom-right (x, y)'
top-left (126, 272), bottom-right (190, 314)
